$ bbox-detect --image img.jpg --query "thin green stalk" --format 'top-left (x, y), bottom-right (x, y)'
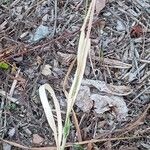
top-left (61, 117), bottom-right (70, 150)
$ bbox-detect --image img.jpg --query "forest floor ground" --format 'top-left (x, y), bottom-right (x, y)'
top-left (0, 0), bottom-right (150, 150)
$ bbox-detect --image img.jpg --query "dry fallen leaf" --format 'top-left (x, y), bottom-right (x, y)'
top-left (95, 0), bottom-right (106, 15)
top-left (87, 142), bottom-right (93, 150)
top-left (130, 24), bottom-right (143, 38)
top-left (41, 64), bottom-right (52, 76)
top-left (75, 86), bottom-right (93, 112)
top-left (91, 94), bottom-right (128, 121)
top-left (39, 84), bottom-right (63, 148)
top-left (3, 143), bottom-right (11, 150)
top-left (78, 78), bottom-right (129, 121)
top-left (102, 58), bottom-right (132, 69)
top-left (82, 79), bottom-right (132, 96)
top-left (8, 128), bottom-right (15, 138)
top-left (93, 56), bottom-right (132, 69)
top-left (32, 134), bottom-right (44, 145)
top-left (57, 52), bottom-right (75, 65)
top-left (75, 80), bottom-right (128, 121)
top-left (107, 84), bottom-right (132, 96)
top-left (116, 20), bottom-right (125, 31)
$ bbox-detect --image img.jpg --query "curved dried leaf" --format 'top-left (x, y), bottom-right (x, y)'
top-left (39, 84), bottom-right (62, 148)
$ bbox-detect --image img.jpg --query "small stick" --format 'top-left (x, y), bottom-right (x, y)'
top-left (9, 69), bottom-right (20, 97)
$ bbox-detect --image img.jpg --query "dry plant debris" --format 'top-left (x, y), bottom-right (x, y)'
top-left (41, 64), bottom-right (52, 76)
top-left (32, 134), bottom-right (44, 145)
top-left (0, 0), bottom-right (150, 149)
top-left (76, 80), bottom-right (129, 121)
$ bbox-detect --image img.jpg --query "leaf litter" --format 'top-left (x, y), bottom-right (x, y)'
top-left (0, 0), bottom-right (150, 149)
top-left (76, 79), bottom-right (129, 121)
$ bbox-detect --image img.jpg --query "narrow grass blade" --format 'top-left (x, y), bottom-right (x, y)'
top-left (39, 84), bottom-right (63, 148)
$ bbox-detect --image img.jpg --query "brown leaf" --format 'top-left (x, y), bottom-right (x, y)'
top-left (130, 24), bottom-right (143, 38)
top-left (41, 64), bottom-right (52, 76)
top-left (90, 94), bottom-right (128, 121)
top-left (95, 0), bottom-right (106, 15)
top-left (82, 79), bottom-right (132, 96)
top-left (57, 52), bottom-right (75, 65)
top-left (75, 86), bottom-right (93, 112)
top-left (87, 142), bottom-right (93, 150)
top-left (32, 134), bottom-right (44, 145)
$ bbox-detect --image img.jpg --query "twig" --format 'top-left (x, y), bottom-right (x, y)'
top-left (0, 90), bottom-right (18, 104)
top-left (53, 0), bottom-right (57, 36)
top-left (0, 135), bottom-right (146, 150)
top-left (9, 69), bottom-right (20, 97)
top-left (72, 110), bottom-right (82, 142)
